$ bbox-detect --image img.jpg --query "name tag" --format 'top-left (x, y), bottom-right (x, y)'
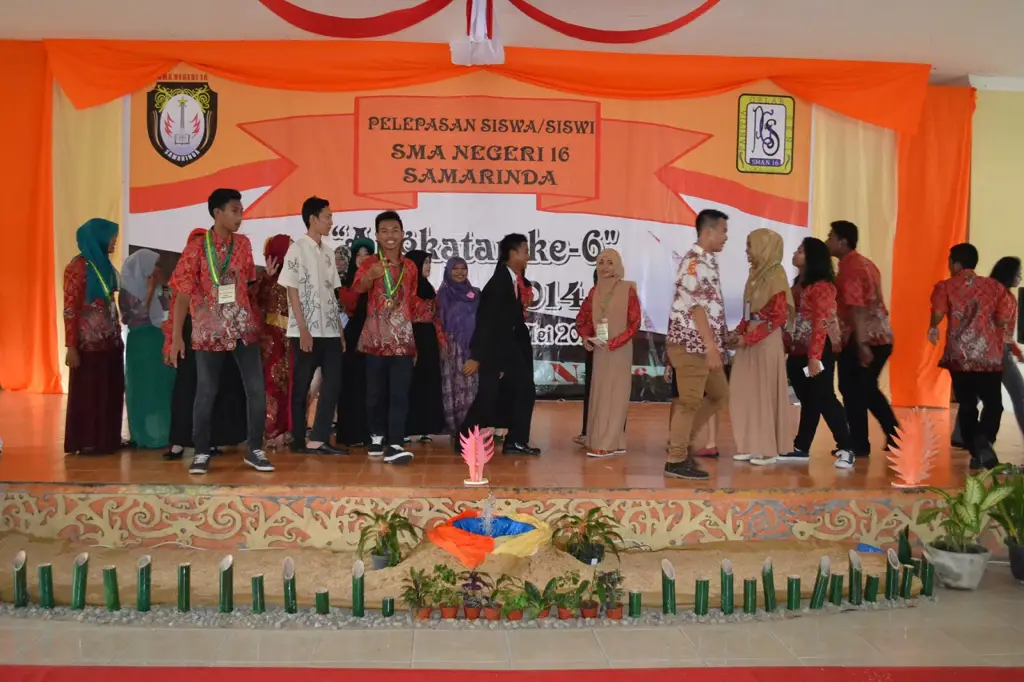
top-left (162, 310), bottom-right (170, 322)
top-left (596, 320), bottom-right (609, 342)
top-left (218, 285), bottom-right (236, 305)
top-left (743, 301), bottom-right (751, 321)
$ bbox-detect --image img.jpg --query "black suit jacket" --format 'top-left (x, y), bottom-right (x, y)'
top-left (468, 265), bottom-right (532, 371)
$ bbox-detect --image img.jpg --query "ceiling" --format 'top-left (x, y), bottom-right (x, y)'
top-left (3, 0), bottom-right (1023, 81)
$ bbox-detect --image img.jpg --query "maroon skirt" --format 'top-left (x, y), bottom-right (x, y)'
top-left (64, 348), bottom-right (125, 454)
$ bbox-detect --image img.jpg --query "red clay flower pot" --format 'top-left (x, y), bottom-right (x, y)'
top-left (580, 601), bottom-right (599, 619)
top-left (507, 609), bottom-right (524, 621)
top-left (464, 606), bottom-right (482, 621)
top-left (557, 607), bottom-right (575, 620)
top-left (606, 603), bottom-right (624, 620)
top-left (415, 607), bottom-right (433, 621)
top-left (537, 608), bottom-right (550, 619)
top-left (484, 605), bottom-right (502, 621)
top-left (440, 605), bottom-right (460, 620)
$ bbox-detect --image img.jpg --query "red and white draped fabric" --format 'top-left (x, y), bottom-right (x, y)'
top-left (450, 0), bottom-right (504, 65)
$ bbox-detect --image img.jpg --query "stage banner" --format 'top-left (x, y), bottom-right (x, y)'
top-left (126, 69), bottom-right (811, 400)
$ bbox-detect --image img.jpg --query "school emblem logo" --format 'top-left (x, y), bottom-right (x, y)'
top-left (736, 94), bottom-right (794, 175)
top-left (146, 82), bottom-right (218, 167)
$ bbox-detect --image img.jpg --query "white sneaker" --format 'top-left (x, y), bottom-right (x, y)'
top-left (383, 445), bottom-right (414, 465)
top-left (834, 450), bottom-right (856, 469)
top-left (733, 454), bottom-right (756, 461)
top-left (586, 450), bottom-right (616, 458)
top-left (750, 456), bottom-right (778, 466)
top-left (367, 435), bottom-right (385, 457)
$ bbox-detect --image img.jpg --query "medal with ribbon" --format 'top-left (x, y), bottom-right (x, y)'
top-left (381, 258), bottom-right (405, 309)
top-left (86, 259), bottom-right (117, 322)
top-left (205, 229), bottom-right (236, 304)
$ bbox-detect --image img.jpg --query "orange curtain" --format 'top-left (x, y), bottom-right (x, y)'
top-left (890, 86), bottom-right (976, 407)
top-left (45, 40), bottom-right (929, 132)
top-left (0, 42), bottom-right (60, 393)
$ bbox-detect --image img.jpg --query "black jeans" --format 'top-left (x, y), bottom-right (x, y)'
top-left (366, 354), bottom-right (414, 447)
top-left (786, 342), bottom-right (852, 453)
top-left (837, 342), bottom-right (898, 456)
top-left (290, 337), bottom-right (343, 446)
top-left (950, 370), bottom-right (1003, 455)
top-left (193, 341), bottom-right (265, 454)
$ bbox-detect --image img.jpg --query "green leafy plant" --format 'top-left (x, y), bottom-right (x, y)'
top-left (399, 567), bottom-right (434, 610)
top-left (431, 564), bottom-right (462, 608)
top-left (554, 570), bottom-right (591, 610)
top-left (353, 509), bottom-right (420, 567)
top-left (989, 466), bottom-right (1024, 546)
top-left (552, 507), bottom-right (625, 564)
top-left (458, 569), bottom-right (494, 609)
top-left (522, 578), bottom-right (560, 616)
top-left (917, 466), bottom-right (1014, 554)
top-left (594, 568), bottom-right (625, 611)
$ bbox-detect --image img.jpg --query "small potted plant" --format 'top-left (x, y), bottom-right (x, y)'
top-left (432, 564), bottom-right (462, 619)
top-left (553, 570), bottom-right (586, 619)
top-left (353, 508), bottom-right (421, 569)
top-left (523, 578), bottom-right (560, 619)
top-left (552, 507), bottom-right (624, 565)
top-left (493, 574), bottom-right (527, 621)
top-left (458, 569), bottom-right (494, 621)
top-left (400, 567), bottom-right (435, 620)
top-left (579, 579), bottom-right (599, 619)
top-left (595, 568), bottom-right (626, 620)
top-left (917, 467), bottom-right (1012, 590)
top-left (989, 466), bottom-right (1024, 580)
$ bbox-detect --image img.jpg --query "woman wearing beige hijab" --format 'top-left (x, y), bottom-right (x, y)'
top-left (729, 229), bottom-right (794, 465)
top-left (575, 249), bottom-right (642, 457)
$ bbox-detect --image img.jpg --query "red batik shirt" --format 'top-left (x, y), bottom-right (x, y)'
top-left (412, 296), bottom-right (449, 351)
top-left (787, 281), bottom-right (842, 359)
top-left (931, 270), bottom-right (1013, 372)
top-left (63, 256), bottom-right (123, 352)
top-left (1005, 292), bottom-right (1024, 361)
top-left (576, 286), bottom-right (642, 351)
top-left (354, 255), bottom-right (422, 356)
top-left (734, 292), bottom-right (789, 347)
top-left (836, 250), bottom-right (893, 346)
top-left (168, 230), bottom-right (261, 352)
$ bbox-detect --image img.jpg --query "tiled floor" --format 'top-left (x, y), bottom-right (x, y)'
top-left (1, 566), bottom-right (1020, 669)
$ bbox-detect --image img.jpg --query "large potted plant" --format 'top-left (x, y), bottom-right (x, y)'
top-left (400, 567), bottom-right (435, 620)
top-left (989, 466), bottom-right (1024, 581)
top-left (458, 569), bottom-right (493, 621)
top-left (552, 507), bottom-right (624, 565)
top-left (917, 468), bottom-right (1012, 590)
top-left (353, 509), bottom-right (420, 569)
top-left (431, 564), bottom-right (462, 619)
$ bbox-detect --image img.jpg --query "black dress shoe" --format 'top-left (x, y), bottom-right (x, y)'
top-left (298, 443), bottom-right (349, 456)
top-left (503, 442), bottom-right (541, 456)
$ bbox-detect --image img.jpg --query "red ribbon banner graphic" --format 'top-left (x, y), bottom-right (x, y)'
top-left (257, 0), bottom-right (456, 39)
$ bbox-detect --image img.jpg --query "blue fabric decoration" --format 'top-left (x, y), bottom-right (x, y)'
top-left (454, 516), bottom-right (535, 538)
top-left (77, 218), bottom-right (119, 302)
top-left (856, 543), bottom-right (885, 554)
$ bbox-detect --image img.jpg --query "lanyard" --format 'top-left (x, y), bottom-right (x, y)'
top-left (382, 259), bottom-right (405, 301)
top-left (204, 230), bottom-right (235, 286)
top-left (86, 260), bottom-right (113, 300)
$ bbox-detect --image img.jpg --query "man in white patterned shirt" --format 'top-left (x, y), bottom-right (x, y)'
top-left (664, 208), bottom-right (731, 480)
top-left (278, 196), bottom-right (346, 456)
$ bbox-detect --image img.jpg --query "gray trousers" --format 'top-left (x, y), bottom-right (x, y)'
top-left (951, 344), bottom-right (1024, 443)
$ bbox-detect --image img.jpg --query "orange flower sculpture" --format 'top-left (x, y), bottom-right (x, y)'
top-left (887, 408), bottom-right (939, 488)
top-left (460, 426), bottom-right (494, 486)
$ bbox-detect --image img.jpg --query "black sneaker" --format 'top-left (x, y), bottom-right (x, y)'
top-left (368, 435), bottom-right (385, 457)
top-left (245, 449), bottom-right (275, 472)
top-left (778, 450), bottom-right (810, 461)
top-left (664, 459), bottom-right (710, 480)
top-left (383, 445), bottom-right (414, 465)
top-left (164, 446), bottom-right (185, 461)
top-left (189, 453), bottom-right (211, 475)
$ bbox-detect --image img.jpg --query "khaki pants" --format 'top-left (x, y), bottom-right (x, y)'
top-left (666, 344), bottom-right (729, 464)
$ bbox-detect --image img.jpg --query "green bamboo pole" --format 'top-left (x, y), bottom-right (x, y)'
top-left (827, 573), bottom-right (843, 606)
top-left (911, 557), bottom-right (923, 577)
top-left (71, 552), bottom-right (89, 610)
top-left (251, 575), bottom-right (266, 614)
top-left (352, 559), bottom-right (365, 617)
top-left (13, 551), bottom-right (28, 608)
top-left (884, 549), bottom-right (899, 600)
top-left (742, 578), bottom-right (757, 614)
top-left (864, 574), bottom-right (880, 602)
top-left (761, 558), bottom-right (776, 613)
top-left (921, 560), bottom-right (935, 597)
top-left (315, 589), bottom-right (330, 615)
top-left (786, 575), bottom-right (801, 610)
top-left (38, 563), bottom-right (54, 609)
top-left (283, 557), bottom-right (297, 614)
top-left (899, 564), bottom-right (915, 599)
top-left (382, 597), bottom-right (395, 617)
top-left (102, 566), bottom-right (120, 611)
top-left (694, 577), bottom-right (710, 616)
top-left (661, 559), bottom-right (676, 615)
top-left (848, 550), bottom-right (863, 606)
top-left (137, 556), bottom-right (152, 613)
top-left (177, 563), bottom-right (191, 612)
top-left (219, 555), bottom-right (234, 613)
top-left (809, 556), bottom-right (830, 610)
top-left (628, 590), bottom-right (642, 618)
top-left (720, 560), bottom-right (734, 615)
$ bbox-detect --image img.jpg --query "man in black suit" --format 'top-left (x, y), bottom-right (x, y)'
top-left (458, 233), bottom-right (541, 455)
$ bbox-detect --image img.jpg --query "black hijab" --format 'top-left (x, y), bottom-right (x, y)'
top-left (406, 250), bottom-right (436, 300)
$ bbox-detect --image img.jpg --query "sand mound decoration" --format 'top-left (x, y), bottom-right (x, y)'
top-left (0, 532), bottom-right (914, 610)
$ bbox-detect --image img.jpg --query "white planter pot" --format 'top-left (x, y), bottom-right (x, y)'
top-left (924, 542), bottom-right (991, 590)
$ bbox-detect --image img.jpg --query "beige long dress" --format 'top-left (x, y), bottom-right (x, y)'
top-left (730, 326), bottom-right (790, 456)
top-left (585, 280), bottom-right (637, 453)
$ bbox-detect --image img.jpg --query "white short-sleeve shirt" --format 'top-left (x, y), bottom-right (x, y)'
top-left (277, 234), bottom-right (342, 338)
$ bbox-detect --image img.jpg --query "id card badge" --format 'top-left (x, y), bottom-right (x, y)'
top-left (218, 285), bottom-right (236, 305)
top-left (162, 310), bottom-right (170, 322)
top-left (596, 319), bottom-right (610, 342)
top-left (743, 301), bottom-right (751, 321)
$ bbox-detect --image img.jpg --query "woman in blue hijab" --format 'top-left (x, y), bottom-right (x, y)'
top-left (63, 218), bottom-right (125, 454)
